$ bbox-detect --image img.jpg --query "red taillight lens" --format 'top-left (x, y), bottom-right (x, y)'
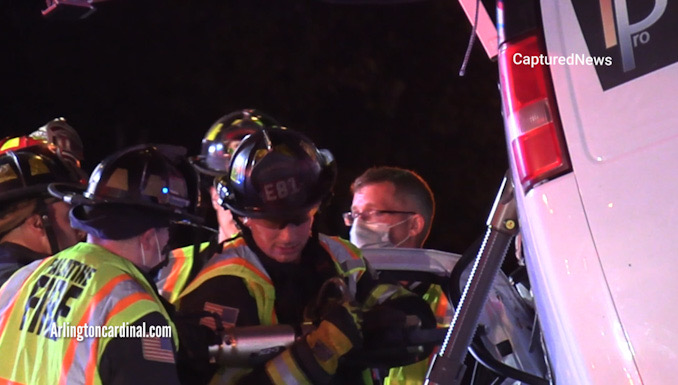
top-left (499, 33), bottom-right (572, 191)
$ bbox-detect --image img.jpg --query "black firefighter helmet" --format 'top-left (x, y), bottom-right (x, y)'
top-left (215, 128), bottom-right (336, 221)
top-left (0, 145), bottom-right (85, 206)
top-left (50, 144), bottom-right (202, 239)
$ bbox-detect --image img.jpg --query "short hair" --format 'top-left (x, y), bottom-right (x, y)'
top-left (351, 166), bottom-right (435, 245)
top-left (0, 199), bottom-right (38, 240)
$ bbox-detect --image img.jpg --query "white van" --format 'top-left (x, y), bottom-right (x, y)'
top-left (498, 0), bottom-right (678, 383)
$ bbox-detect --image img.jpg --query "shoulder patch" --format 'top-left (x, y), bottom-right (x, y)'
top-left (141, 336), bottom-right (175, 364)
top-left (199, 301), bottom-right (239, 331)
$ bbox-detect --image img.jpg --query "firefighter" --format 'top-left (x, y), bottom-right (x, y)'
top-left (176, 128), bottom-right (436, 384)
top-left (346, 166), bottom-right (453, 385)
top-left (156, 109), bottom-right (281, 304)
top-left (0, 144), bottom-right (201, 385)
top-left (0, 137), bottom-right (86, 287)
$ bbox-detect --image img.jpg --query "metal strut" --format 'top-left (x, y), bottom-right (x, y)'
top-left (426, 171), bottom-right (518, 385)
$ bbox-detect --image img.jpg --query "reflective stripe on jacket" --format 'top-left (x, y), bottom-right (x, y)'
top-left (156, 242), bottom-right (210, 304)
top-left (177, 234), bottom-right (367, 385)
top-left (0, 242), bottom-right (177, 385)
top-left (179, 234), bottom-right (366, 325)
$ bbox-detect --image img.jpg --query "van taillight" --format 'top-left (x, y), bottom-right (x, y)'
top-left (499, 33), bottom-right (572, 191)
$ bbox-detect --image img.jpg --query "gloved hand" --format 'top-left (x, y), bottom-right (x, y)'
top-left (348, 295), bottom-right (437, 368)
top-left (304, 301), bottom-right (363, 372)
top-left (264, 301), bottom-right (362, 384)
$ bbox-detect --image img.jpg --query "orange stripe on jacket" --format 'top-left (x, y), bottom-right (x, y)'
top-left (0, 377), bottom-right (26, 385)
top-left (84, 291), bottom-right (155, 385)
top-left (162, 248), bottom-right (187, 297)
top-left (199, 258), bottom-right (273, 286)
top-left (59, 274), bottom-right (132, 385)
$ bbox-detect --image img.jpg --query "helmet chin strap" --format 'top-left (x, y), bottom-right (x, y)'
top-left (140, 237), bottom-right (148, 268)
top-left (155, 232), bottom-right (162, 258)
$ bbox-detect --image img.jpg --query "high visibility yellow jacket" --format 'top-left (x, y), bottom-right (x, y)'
top-left (178, 234), bottom-right (380, 384)
top-left (180, 235), bottom-right (367, 326)
top-left (0, 242), bottom-right (178, 385)
top-left (156, 242), bottom-right (211, 305)
top-left (384, 283), bottom-right (454, 385)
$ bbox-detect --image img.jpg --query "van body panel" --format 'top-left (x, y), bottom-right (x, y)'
top-left (506, 1), bottom-right (678, 383)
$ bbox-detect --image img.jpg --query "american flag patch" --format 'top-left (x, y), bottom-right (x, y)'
top-left (199, 302), bottom-right (239, 331)
top-left (141, 337), bottom-right (175, 364)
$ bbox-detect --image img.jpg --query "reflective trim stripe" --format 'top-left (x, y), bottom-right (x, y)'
top-left (0, 289), bottom-right (21, 333)
top-left (434, 289), bottom-right (453, 327)
top-left (59, 274), bottom-right (132, 385)
top-left (364, 284), bottom-right (401, 308)
top-left (160, 247), bottom-right (188, 303)
top-left (317, 235), bottom-right (366, 298)
top-left (422, 284), bottom-right (453, 327)
top-left (318, 235), bottom-right (364, 271)
top-left (180, 248), bottom-right (276, 325)
top-left (0, 244), bottom-right (175, 385)
top-left (84, 347), bottom-right (97, 385)
top-left (0, 378), bottom-right (25, 385)
top-left (184, 258), bottom-right (273, 294)
top-left (158, 242), bottom-right (212, 304)
top-left (339, 259), bottom-right (366, 273)
top-left (85, 291), bottom-right (156, 385)
top-left (265, 350), bottom-right (309, 385)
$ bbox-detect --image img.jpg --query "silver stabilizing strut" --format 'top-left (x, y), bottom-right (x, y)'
top-left (425, 171), bottom-right (518, 385)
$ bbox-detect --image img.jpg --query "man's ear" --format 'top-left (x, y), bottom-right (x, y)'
top-left (408, 214), bottom-right (425, 238)
top-left (26, 214), bottom-right (46, 235)
top-left (139, 227), bottom-right (157, 249)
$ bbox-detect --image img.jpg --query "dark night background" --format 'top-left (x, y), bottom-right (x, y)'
top-left (3, 0), bottom-right (506, 255)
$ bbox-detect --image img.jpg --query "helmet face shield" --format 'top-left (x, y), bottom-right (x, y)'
top-left (216, 128), bottom-right (336, 220)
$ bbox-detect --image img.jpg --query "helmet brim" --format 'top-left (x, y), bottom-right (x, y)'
top-left (0, 183), bottom-right (74, 205)
top-left (189, 155), bottom-right (228, 177)
top-left (48, 182), bottom-right (204, 226)
top-left (224, 200), bottom-right (322, 221)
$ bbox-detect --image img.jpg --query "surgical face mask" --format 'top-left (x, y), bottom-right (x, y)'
top-left (140, 231), bottom-right (171, 276)
top-left (349, 217), bottom-right (411, 249)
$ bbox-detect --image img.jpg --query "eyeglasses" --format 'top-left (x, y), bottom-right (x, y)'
top-left (342, 209), bottom-right (415, 226)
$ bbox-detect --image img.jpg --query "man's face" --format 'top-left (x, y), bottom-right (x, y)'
top-left (48, 201), bottom-right (85, 251)
top-left (243, 209), bottom-right (317, 263)
top-left (350, 181), bottom-right (416, 248)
